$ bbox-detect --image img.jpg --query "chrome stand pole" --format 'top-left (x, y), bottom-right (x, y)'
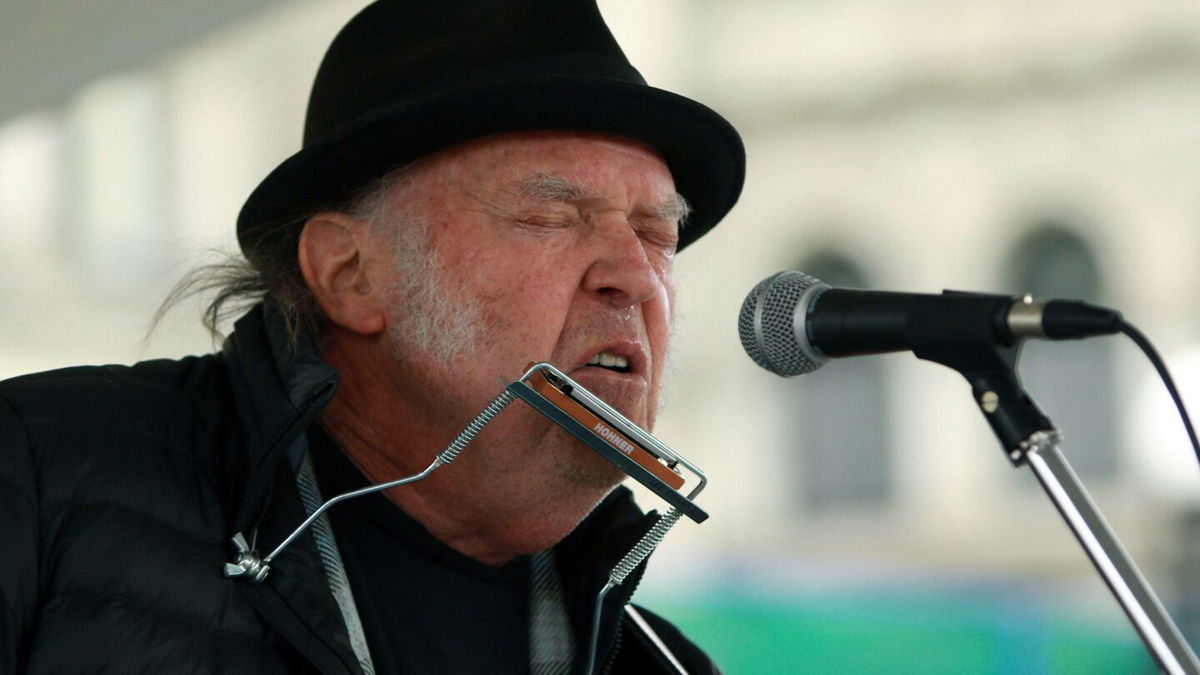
top-left (1019, 430), bottom-right (1200, 675)
top-left (897, 308), bottom-right (1199, 673)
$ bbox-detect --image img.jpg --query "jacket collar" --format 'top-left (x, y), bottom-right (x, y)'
top-left (555, 486), bottom-right (658, 673)
top-left (223, 303), bottom-right (339, 533)
top-left (222, 304), bottom-right (364, 673)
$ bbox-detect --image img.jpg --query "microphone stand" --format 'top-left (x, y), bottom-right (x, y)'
top-left (1020, 430), bottom-right (1198, 674)
top-left (912, 328), bottom-right (1200, 674)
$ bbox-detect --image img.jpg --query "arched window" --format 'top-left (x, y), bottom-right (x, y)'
top-left (791, 251), bottom-right (892, 512)
top-left (1004, 223), bottom-right (1116, 477)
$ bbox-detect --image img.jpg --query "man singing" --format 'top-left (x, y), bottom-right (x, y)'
top-left (0, 1), bottom-right (744, 672)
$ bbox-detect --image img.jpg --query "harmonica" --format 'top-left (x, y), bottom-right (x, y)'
top-left (507, 362), bottom-right (708, 523)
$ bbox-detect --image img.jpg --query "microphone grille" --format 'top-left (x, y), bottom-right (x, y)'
top-left (738, 271), bottom-right (827, 376)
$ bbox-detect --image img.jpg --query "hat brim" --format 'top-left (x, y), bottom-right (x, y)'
top-left (237, 75), bottom-right (745, 253)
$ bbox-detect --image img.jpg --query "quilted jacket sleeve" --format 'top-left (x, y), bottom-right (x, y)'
top-left (0, 394), bottom-right (39, 673)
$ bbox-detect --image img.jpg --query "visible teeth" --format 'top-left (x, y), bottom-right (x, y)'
top-left (587, 351), bottom-right (629, 369)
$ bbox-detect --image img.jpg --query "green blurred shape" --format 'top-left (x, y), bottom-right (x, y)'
top-left (645, 590), bottom-right (1155, 674)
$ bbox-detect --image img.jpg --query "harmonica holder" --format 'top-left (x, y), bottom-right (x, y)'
top-left (223, 362), bottom-right (709, 584)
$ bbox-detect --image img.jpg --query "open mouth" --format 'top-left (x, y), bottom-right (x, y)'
top-left (585, 350), bottom-right (631, 374)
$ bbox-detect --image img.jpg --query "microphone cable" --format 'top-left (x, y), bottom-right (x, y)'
top-left (1119, 320), bottom-right (1200, 467)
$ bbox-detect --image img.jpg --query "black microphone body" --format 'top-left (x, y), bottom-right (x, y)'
top-left (808, 288), bottom-right (1013, 359)
top-left (739, 271), bottom-right (1123, 377)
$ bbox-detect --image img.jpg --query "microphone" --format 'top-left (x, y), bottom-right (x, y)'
top-left (738, 271), bottom-right (1123, 377)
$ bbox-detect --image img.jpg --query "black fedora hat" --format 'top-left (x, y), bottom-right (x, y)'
top-left (236, 0), bottom-right (745, 254)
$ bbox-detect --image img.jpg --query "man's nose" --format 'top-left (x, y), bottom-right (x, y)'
top-left (580, 220), bottom-right (664, 309)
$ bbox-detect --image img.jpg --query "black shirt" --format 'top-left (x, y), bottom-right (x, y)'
top-left (308, 428), bottom-right (530, 674)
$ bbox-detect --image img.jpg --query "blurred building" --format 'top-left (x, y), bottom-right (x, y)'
top-left (4, 0), bottom-right (1200, 671)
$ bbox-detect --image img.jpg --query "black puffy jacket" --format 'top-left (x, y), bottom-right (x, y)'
top-left (0, 305), bottom-right (716, 674)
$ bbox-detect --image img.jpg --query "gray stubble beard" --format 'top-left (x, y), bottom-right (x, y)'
top-left (382, 215), bottom-right (484, 365)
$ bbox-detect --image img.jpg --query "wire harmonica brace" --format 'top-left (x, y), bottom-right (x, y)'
top-left (223, 389), bottom-right (517, 582)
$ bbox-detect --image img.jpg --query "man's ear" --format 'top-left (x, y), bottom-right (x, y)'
top-left (298, 212), bottom-right (386, 335)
